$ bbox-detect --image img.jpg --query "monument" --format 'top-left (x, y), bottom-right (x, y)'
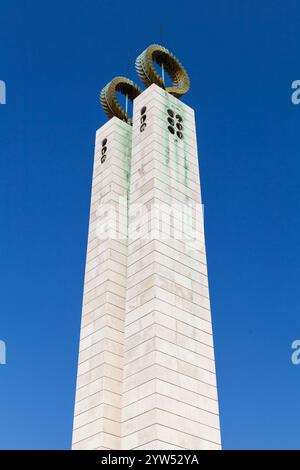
top-left (72, 45), bottom-right (221, 450)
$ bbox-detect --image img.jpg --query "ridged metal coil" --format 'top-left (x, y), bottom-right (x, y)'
top-left (100, 76), bottom-right (142, 125)
top-left (135, 44), bottom-right (190, 98)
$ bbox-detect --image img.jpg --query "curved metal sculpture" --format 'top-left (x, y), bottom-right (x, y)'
top-left (135, 44), bottom-right (190, 98)
top-left (100, 77), bottom-right (142, 125)
top-left (100, 45), bottom-right (190, 122)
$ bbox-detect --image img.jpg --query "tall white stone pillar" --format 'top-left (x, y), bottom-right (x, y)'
top-left (72, 117), bottom-right (132, 450)
top-left (122, 84), bottom-right (221, 450)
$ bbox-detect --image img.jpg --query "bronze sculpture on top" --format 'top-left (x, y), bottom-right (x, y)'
top-left (100, 44), bottom-right (190, 124)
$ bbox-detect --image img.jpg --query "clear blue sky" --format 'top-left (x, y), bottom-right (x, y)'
top-left (0, 0), bottom-right (300, 450)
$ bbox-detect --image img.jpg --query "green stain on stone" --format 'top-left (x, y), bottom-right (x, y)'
top-left (181, 107), bottom-right (189, 203)
top-left (161, 93), bottom-right (172, 191)
top-left (119, 128), bottom-right (132, 230)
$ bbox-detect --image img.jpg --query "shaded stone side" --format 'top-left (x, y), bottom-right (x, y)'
top-left (72, 118), bottom-right (132, 450)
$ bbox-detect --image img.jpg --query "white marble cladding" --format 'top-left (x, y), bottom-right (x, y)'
top-left (72, 117), bottom-right (132, 450)
top-left (122, 85), bottom-right (221, 450)
top-left (72, 85), bottom-right (221, 451)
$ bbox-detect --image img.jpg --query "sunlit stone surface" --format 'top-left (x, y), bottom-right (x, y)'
top-left (72, 85), bottom-right (221, 450)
